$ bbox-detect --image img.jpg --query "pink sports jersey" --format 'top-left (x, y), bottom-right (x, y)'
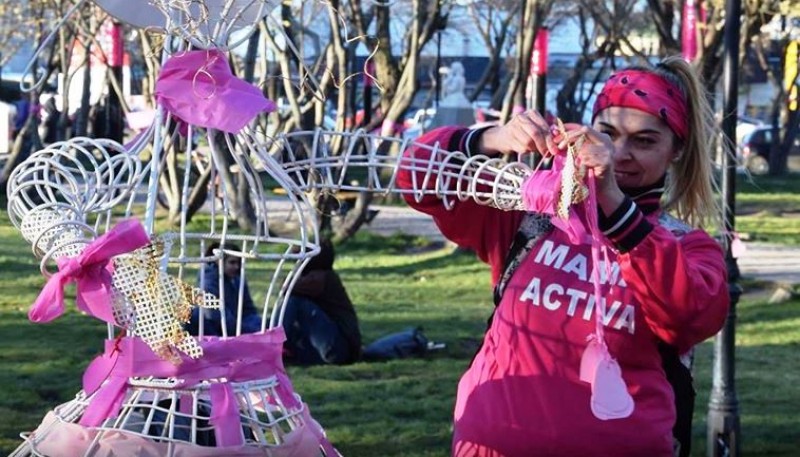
top-left (398, 127), bottom-right (728, 457)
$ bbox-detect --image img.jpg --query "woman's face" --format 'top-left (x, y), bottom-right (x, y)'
top-left (223, 256), bottom-right (241, 277)
top-left (592, 106), bottom-right (680, 189)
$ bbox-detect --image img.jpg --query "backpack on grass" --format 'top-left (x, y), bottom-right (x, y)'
top-left (362, 327), bottom-right (430, 361)
top-left (485, 212), bottom-right (695, 457)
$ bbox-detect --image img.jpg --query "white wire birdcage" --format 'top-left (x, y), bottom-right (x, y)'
top-left (7, 0), bottom-right (551, 455)
top-left (6, 112), bottom-right (335, 455)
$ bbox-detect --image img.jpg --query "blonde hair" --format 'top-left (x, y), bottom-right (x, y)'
top-left (632, 56), bottom-right (721, 229)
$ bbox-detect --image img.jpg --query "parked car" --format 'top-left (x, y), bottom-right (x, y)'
top-left (739, 125), bottom-right (800, 175)
top-left (735, 115), bottom-right (766, 144)
top-left (740, 126), bottom-right (774, 174)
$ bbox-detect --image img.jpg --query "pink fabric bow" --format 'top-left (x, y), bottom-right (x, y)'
top-left (155, 49), bottom-right (276, 133)
top-left (28, 219), bottom-right (150, 325)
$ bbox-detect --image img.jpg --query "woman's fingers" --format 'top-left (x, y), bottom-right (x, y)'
top-left (506, 110), bottom-right (558, 156)
top-left (556, 123), bottom-right (612, 149)
top-left (554, 125), bottom-right (588, 150)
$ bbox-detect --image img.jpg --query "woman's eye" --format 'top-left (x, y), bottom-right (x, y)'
top-left (635, 137), bottom-right (657, 146)
top-left (600, 130), bottom-right (617, 139)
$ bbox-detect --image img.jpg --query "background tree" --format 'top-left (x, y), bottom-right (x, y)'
top-left (0, 2), bottom-right (39, 75)
top-left (463, 0), bottom-right (520, 103)
top-left (0, 0), bottom-right (53, 190)
top-left (554, 0), bottom-right (647, 123)
top-left (749, 1), bottom-right (800, 176)
top-left (497, 0), bottom-right (555, 122)
top-left (254, 0), bottom-right (446, 241)
top-left (647, 0), bottom-right (790, 170)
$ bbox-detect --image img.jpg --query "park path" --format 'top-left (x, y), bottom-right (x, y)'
top-left (363, 204), bottom-right (800, 286)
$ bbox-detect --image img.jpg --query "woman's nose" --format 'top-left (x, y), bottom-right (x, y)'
top-left (613, 139), bottom-right (632, 160)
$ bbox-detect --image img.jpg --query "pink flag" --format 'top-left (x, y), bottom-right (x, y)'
top-left (682, 0), bottom-right (698, 62)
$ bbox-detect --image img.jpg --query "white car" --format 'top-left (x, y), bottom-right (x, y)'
top-left (402, 108), bottom-right (436, 141)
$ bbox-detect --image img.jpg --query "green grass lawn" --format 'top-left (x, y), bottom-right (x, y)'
top-left (1, 173), bottom-right (799, 456)
top-left (736, 172), bottom-right (800, 244)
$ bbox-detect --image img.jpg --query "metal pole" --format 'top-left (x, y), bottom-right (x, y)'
top-left (106, 21), bottom-right (124, 144)
top-left (435, 30), bottom-right (442, 109)
top-left (707, 0), bottom-right (741, 455)
top-left (362, 61), bottom-right (373, 127)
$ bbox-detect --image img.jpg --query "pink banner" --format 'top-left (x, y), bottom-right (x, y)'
top-left (682, 0), bottom-right (698, 62)
top-left (531, 27), bottom-right (549, 77)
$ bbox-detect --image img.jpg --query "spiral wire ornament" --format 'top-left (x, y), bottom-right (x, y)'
top-left (262, 128), bottom-right (534, 212)
top-left (7, 138), bottom-right (143, 270)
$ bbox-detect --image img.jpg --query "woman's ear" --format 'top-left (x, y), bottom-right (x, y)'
top-left (671, 146), bottom-right (684, 163)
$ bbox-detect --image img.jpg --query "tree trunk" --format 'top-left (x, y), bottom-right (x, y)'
top-left (243, 26), bottom-right (260, 84)
top-left (0, 107), bottom-right (41, 190)
top-left (73, 54), bottom-right (92, 137)
top-left (769, 108), bottom-right (798, 176)
top-left (209, 130), bottom-right (257, 232)
top-left (501, 0), bottom-right (549, 122)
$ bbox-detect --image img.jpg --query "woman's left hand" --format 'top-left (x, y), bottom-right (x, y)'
top-left (555, 123), bottom-right (626, 216)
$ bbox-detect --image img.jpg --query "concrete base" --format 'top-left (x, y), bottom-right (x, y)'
top-left (429, 106), bottom-right (475, 129)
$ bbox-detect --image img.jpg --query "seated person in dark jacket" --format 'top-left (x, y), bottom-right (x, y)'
top-left (283, 239), bottom-right (362, 365)
top-left (187, 243), bottom-right (262, 337)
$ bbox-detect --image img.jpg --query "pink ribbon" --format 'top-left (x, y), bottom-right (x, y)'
top-left (521, 156), bottom-right (592, 244)
top-left (28, 219), bottom-right (150, 325)
top-left (155, 50), bottom-right (276, 133)
top-left (523, 160), bottom-right (634, 419)
top-left (80, 329), bottom-right (301, 447)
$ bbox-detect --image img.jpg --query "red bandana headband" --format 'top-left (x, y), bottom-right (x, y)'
top-left (592, 69), bottom-right (688, 141)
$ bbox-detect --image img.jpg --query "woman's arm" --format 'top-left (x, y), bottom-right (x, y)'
top-left (619, 228), bottom-right (729, 353)
top-left (396, 126), bottom-right (524, 283)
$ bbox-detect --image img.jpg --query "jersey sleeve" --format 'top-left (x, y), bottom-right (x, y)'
top-left (396, 126), bottom-right (524, 283)
top-left (618, 227), bottom-right (729, 352)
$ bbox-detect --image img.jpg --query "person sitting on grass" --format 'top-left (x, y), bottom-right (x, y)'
top-left (282, 239), bottom-right (362, 365)
top-left (187, 242), bottom-right (262, 337)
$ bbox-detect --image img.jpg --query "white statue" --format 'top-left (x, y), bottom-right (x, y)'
top-left (440, 62), bottom-right (471, 108)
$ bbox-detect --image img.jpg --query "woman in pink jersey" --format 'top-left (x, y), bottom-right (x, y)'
top-left (397, 56), bottom-right (729, 456)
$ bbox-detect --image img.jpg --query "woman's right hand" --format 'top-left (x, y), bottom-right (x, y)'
top-left (477, 110), bottom-right (560, 157)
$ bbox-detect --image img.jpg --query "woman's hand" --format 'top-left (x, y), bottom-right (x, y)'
top-left (556, 123), bottom-right (626, 216)
top-left (477, 110), bottom-right (560, 157)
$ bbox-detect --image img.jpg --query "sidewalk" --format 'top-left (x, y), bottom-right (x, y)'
top-left (364, 205), bottom-right (800, 286)
top-left (735, 242), bottom-right (800, 285)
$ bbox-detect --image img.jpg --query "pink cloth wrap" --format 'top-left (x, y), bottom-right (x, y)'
top-left (521, 156), bottom-right (591, 245)
top-left (155, 50), bottom-right (276, 133)
top-left (28, 408), bottom-right (324, 457)
top-left (79, 329), bottom-right (332, 450)
top-left (522, 160), bottom-right (634, 419)
top-left (28, 219), bottom-right (150, 325)
top-left (592, 69), bottom-right (688, 141)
